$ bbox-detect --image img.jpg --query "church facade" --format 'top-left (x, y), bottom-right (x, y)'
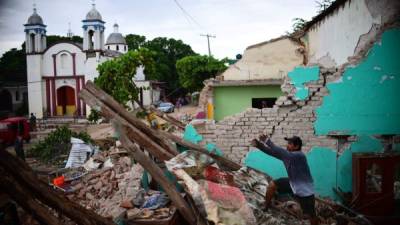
top-left (24, 4), bottom-right (127, 118)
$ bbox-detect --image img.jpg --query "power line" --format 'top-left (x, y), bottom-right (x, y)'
top-left (172, 0), bottom-right (203, 29)
top-left (200, 34), bottom-right (216, 57)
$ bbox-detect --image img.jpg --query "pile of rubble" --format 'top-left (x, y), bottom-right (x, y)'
top-left (233, 167), bottom-right (341, 225)
top-left (64, 144), bottom-right (175, 222)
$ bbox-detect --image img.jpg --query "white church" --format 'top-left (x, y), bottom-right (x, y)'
top-left (24, 3), bottom-right (130, 118)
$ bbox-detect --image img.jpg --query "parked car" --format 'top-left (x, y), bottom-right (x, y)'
top-left (157, 102), bottom-right (175, 113)
top-left (0, 117), bottom-right (31, 145)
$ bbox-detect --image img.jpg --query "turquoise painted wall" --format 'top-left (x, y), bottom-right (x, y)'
top-left (288, 66), bottom-right (320, 100)
top-left (213, 85), bottom-right (282, 121)
top-left (183, 29), bottom-right (400, 201)
top-left (315, 28), bottom-right (400, 135)
top-left (245, 136), bottom-right (384, 199)
top-left (245, 29), bottom-right (400, 200)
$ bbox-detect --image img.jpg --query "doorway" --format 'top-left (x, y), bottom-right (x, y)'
top-left (56, 86), bottom-right (75, 116)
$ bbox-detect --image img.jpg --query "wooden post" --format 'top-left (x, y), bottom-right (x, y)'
top-left (0, 169), bottom-right (62, 225)
top-left (80, 90), bottom-right (174, 161)
top-left (84, 81), bottom-right (179, 156)
top-left (119, 132), bottom-right (205, 225)
top-left (0, 150), bottom-right (115, 225)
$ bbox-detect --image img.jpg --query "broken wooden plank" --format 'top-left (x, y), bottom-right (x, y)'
top-left (80, 89), bottom-right (174, 160)
top-left (84, 81), bottom-right (179, 156)
top-left (81, 81), bottom-right (240, 170)
top-left (0, 150), bottom-right (115, 225)
top-left (160, 131), bottom-right (241, 171)
top-left (80, 89), bottom-right (174, 161)
top-left (119, 131), bottom-right (205, 225)
top-left (0, 169), bottom-right (61, 225)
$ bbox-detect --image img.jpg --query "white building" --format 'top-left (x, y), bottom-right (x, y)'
top-left (24, 4), bottom-right (128, 118)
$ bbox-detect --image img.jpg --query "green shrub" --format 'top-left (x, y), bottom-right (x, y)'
top-left (30, 125), bottom-right (92, 163)
top-left (87, 109), bottom-right (101, 123)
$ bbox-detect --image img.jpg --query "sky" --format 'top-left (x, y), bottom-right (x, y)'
top-left (0, 0), bottom-right (319, 59)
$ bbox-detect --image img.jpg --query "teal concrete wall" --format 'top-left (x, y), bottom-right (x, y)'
top-left (245, 29), bottom-right (400, 200)
top-left (244, 149), bottom-right (288, 178)
top-left (183, 124), bottom-right (223, 156)
top-left (244, 136), bottom-right (384, 199)
top-left (315, 28), bottom-right (400, 135)
top-left (288, 66), bottom-right (320, 100)
top-left (185, 29), bottom-right (400, 201)
top-left (213, 85), bottom-right (282, 121)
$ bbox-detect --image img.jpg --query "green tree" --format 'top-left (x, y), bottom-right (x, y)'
top-left (143, 37), bottom-right (196, 96)
top-left (94, 48), bottom-right (156, 107)
top-left (0, 48), bottom-right (26, 84)
top-left (176, 55), bottom-right (227, 92)
top-left (47, 35), bottom-right (83, 46)
top-left (125, 34), bottom-right (146, 51)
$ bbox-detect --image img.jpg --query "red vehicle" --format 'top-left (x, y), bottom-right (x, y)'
top-left (0, 117), bottom-right (31, 145)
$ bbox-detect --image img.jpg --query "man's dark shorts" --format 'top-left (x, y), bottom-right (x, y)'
top-left (274, 177), bottom-right (316, 217)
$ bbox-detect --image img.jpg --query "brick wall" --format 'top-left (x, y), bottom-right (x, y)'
top-left (199, 68), bottom-right (341, 163)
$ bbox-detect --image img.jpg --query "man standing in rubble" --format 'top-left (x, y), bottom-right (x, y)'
top-left (251, 135), bottom-right (318, 225)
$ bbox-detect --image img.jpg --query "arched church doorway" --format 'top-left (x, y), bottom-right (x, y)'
top-left (56, 86), bottom-right (76, 116)
top-left (0, 90), bottom-right (13, 111)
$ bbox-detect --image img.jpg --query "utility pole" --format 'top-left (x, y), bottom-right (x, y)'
top-left (200, 34), bottom-right (216, 57)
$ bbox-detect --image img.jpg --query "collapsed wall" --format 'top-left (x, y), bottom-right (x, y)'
top-left (199, 0), bottom-right (400, 164)
top-left (196, 23), bottom-right (400, 200)
top-left (199, 67), bottom-right (338, 163)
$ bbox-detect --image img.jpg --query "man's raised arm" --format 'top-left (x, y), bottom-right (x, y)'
top-left (251, 137), bottom-right (290, 160)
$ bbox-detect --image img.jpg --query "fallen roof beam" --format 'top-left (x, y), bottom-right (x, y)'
top-left (0, 150), bottom-right (114, 225)
top-left (0, 170), bottom-right (61, 225)
top-left (84, 81), bottom-right (179, 156)
top-left (119, 131), bottom-right (205, 225)
top-left (80, 89), bottom-right (175, 161)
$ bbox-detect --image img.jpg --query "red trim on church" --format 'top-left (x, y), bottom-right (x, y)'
top-left (76, 76), bottom-right (81, 116)
top-left (82, 77), bottom-right (86, 116)
top-left (72, 53), bottom-right (76, 76)
top-left (52, 54), bottom-right (57, 76)
top-left (51, 78), bottom-right (56, 116)
top-left (46, 79), bottom-right (50, 117)
top-left (43, 75), bottom-right (86, 117)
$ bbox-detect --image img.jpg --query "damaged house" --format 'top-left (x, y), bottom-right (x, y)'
top-left (195, 0), bottom-right (400, 222)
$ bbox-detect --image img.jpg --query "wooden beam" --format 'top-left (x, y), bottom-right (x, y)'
top-left (119, 132), bottom-right (205, 225)
top-left (160, 131), bottom-right (241, 171)
top-left (84, 81), bottom-right (179, 156)
top-left (0, 150), bottom-right (115, 225)
top-left (0, 169), bottom-right (62, 225)
top-left (80, 89), bottom-right (174, 161)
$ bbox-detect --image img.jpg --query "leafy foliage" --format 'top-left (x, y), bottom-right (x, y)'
top-left (291, 18), bottom-right (308, 32)
top-left (30, 126), bottom-right (92, 163)
top-left (87, 109), bottom-right (101, 123)
top-left (126, 36), bottom-right (196, 96)
top-left (125, 34), bottom-right (146, 51)
top-left (144, 37), bottom-right (196, 95)
top-left (94, 48), bottom-right (156, 107)
top-left (176, 55), bottom-right (227, 92)
top-left (0, 48), bottom-right (26, 84)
